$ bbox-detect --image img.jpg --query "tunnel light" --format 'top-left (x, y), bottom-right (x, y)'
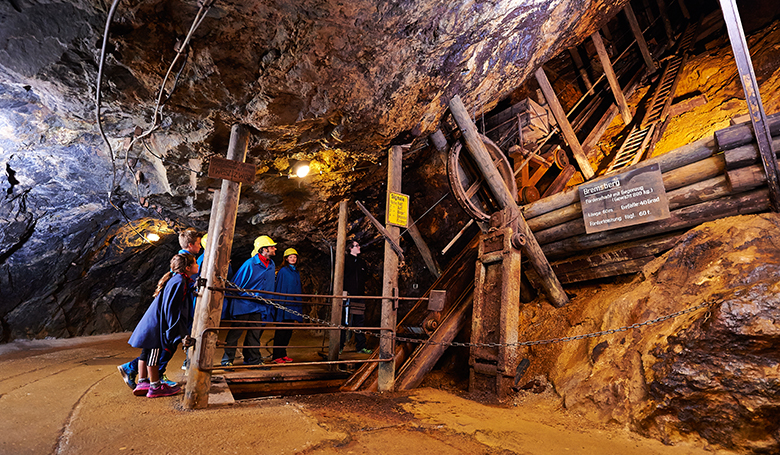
top-left (291, 160), bottom-right (310, 178)
top-left (146, 233), bottom-right (161, 242)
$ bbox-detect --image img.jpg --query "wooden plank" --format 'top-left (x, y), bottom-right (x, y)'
top-left (542, 189), bottom-right (770, 259)
top-left (656, 0), bottom-right (675, 41)
top-left (522, 135), bottom-right (717, 220)
top-left (624, 3), bottom-right (657, 73)
top-left (534, 174), bottom-right (731, 245)
top-left (555, 256), bottom-right (655, 284)
top-left (568, 46), bottom-right (592, 90)
top-left (551, 233), bottom-right (680, 273)
top-left (714, 112), bottom-right (780, 151)
top-left (728, 159), bottom-right (780, 192)
top-left (541, 164), bottom-right (575, 198)
top-left (396, 292), bottom-right (473, 390)
top-left (407, 222), bottom-right (442, 279)
top-left (668, 94), bottom-right (708, 117)
top-left (591, 32), bottom-right (633, 125)
top-left (534, 67), bottom-right (594, 180)
top-left (722, 135), bottom-right (780, 174)
top-left (528, 155), bottom-right (726, 234)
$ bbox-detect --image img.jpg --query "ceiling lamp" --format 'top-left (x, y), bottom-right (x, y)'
top-left (146, 233), bottom-right (161, 242)
top-left (291, 160), bottom-right (310, 178)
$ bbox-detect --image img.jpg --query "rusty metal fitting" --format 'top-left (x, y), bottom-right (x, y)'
top-left (424, 319), bottom-right (439, 332)
top-left (511, 233), bottom-right (526, 249)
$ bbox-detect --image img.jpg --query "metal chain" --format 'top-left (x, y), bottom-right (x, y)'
top-left (221, 278), bottom-right (720, 349)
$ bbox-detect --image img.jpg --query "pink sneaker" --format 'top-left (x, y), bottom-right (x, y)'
top-left (146, 383), bottom-right (181, 398)
top-left (282, 356), bottom-right (294, 363)
top-left (133, 381), bottom-right (150, 396)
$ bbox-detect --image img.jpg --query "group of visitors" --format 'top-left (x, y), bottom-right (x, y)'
top-left (117, 228), bottom-right (372, 398)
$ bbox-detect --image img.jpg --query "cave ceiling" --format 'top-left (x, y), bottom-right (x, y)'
top-left (0, 0), bottom-right (639, 340)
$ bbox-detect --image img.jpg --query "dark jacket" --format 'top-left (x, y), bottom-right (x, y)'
top-left (274, 264), bottom-right (303, 322)
top-left (343, 254), bottom-right (367, 315)
top-left (128, 273), bottom-right (192, 349)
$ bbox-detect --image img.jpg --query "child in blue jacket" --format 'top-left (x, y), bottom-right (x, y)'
top-left (127, 253), bottom-right (197, 398)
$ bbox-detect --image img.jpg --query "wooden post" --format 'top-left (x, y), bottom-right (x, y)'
top-left (591, 32), bottom-right (633, 126)
top-left (677, 0), bottom-right (690, 19)
top-left (449, 95), bottom-right (569, 307)
top-left (568, 46), bottom-right (592, 91)
top-left (720, 0), bottom-right (780, 211)
top-left (184, 124), bottom-right (248, 409)
top-left (655, 0), bottom-right (675, 42)
top-left (183, 188), bottom-right (221, 375)
top-left (378, 145), bottom-right (402, 391)
top-left (534, 67), bottom-right (595, 180)
top-left (624, 3), bottom-right (657, 74)
top-left (407, 222), bottom-right (442, 279)
top-left (328, 200), bottom-right (348, 362)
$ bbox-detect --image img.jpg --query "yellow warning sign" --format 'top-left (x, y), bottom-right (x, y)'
top-left (386, 191), bottom-right (409, 228)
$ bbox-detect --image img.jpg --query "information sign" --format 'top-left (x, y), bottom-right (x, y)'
top-left (387, 191), bottom-right (409, 227)
top-left (579, 163), bottom-right (670, 234)
top-left (207, 156), bottom-right (256, 185)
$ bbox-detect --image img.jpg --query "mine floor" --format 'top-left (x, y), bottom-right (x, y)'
top-left (0, 332), bottom-right (738, 454)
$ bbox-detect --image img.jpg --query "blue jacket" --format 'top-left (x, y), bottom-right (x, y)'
top-left (274, 264), bottom-right (303, 322)
top-left (128, 273), bottom-right (192, 350)
top-left (225, 254), bottom-right (276, 319)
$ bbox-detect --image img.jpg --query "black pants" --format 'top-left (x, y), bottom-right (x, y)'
top-left (222, 312), bottom-right (265, 365)
top-left (340, 312), bottom-right (367, 352)
top-left (272, 319), bottom-right (294, 360)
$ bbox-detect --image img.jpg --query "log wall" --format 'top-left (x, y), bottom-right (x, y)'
top-left (522, 114), bottom-right (780, 284)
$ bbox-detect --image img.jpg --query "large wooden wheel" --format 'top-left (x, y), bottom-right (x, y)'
top-left (447, 134), bottom-right (518, 222)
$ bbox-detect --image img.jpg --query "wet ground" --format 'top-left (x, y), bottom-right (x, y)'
top-left (0, 332), bottom-right (738, 454)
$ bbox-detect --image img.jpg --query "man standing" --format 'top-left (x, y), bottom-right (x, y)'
top-left (341, 240), bottom-right (372, 354)
top-left (221, 235), bottom-right (277, 366)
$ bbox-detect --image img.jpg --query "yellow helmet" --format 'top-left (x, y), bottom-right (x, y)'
top-left (252, 235), bottom-right (277, 256)
top-left (201, 233), bottom-right (208, 249)
top-left (284, 248), bottom-right (298, 258)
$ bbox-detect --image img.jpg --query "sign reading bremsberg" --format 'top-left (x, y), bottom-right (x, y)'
top-left (579, 163), bottom-right (670, 234)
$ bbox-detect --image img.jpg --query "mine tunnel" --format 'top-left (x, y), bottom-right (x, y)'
top-left (2, 0), bottom-right (780, 453)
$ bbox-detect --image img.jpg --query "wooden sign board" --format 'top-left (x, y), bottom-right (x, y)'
top-left (387, 191), bottom-right (409, 227)
top-left (579, 163), bottom-right (670, 234)
top-left (208, 156), bottom-right (256, 185)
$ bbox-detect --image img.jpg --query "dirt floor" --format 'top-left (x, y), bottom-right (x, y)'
top-left (0, 332), bottom-right (740, 454)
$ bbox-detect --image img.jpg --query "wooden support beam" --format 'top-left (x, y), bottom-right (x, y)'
top-left (534, 67), bottom-right (595, 180)
top-left (720, 0), bottom-right (780, 211)
top-left (624, 3), bottom-right (657, 73)
top-left (406, 222), bottom-right (442, 279)
top-left (328, 200), bottom-right (348, 363)
top-left (568, 46), bottom-right (592, 90)
top-left (677, 0), bottom-right (690, 19)
top-left (378, 145), bottom-right (403, 391)
top-left (184, 124), bottom-right (248, 409)
top-left (449, 95), bottom-right (569, 307)
top-left (641, 0), bottom-right (655, 23)
top-left (591, 32), bottom-right (633, 125)
top-left (396, 293), bottom-right (472, 390)
top-left (542, 189), bottom-right (770, 259)
top-left (655, 0), bottom-right (675, 42)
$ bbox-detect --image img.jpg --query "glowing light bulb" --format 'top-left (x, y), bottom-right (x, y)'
top-left (295, 163), bottom-right (310, 178)
top-left (146, 233), bottom-right (161, 242)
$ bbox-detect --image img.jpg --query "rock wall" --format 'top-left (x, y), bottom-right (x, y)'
top-left (517, 213), bottom-right (780, 452)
